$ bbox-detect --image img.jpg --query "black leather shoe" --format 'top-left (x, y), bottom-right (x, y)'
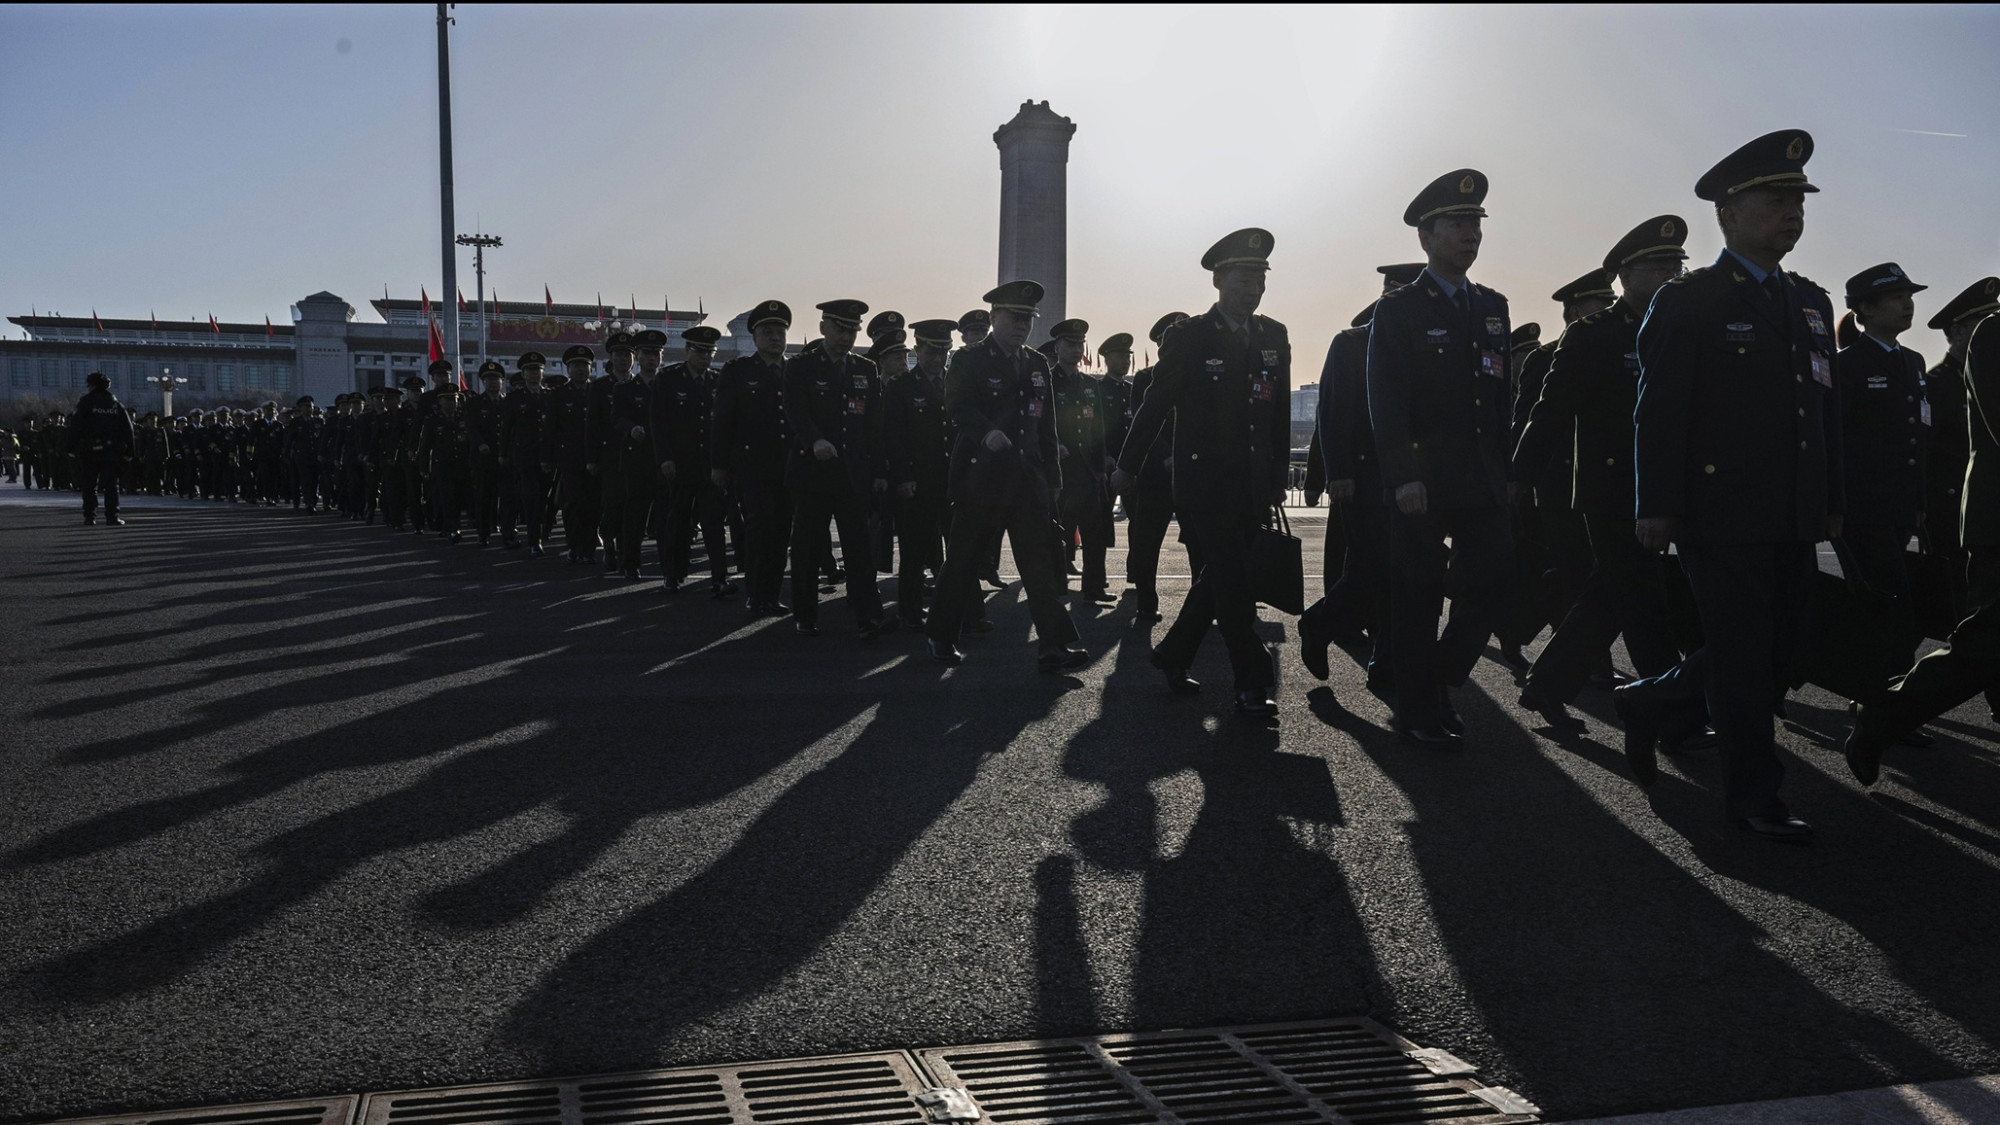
top-left (859, 617), bottom-right (899, 640)
top-left (981, 570), bottom-right (1006, 590)
top-left (1843, 723), bottom-right (1887, 787)
top-left (712, 579), bottom-right (739, 598)
top-left (105, 515), bottom-right (126, 527)
top-left (529, 543), bottom-right (545, 557)
top-left (1734, 814), bottom-right (1814, 842)
top-left (1398, 725), bottom-right (1461, 748)
top-left (1588, 668), bottom-right (1631, 690)
top-left (83, 513), bottom-right (97, 525)
top-left (1133, 591), bottom-right (1161, 623)
top-left (1497, 644), bottom-right (1530, 672)
top-left (1038, 646), bottom-right (1090, 673)
top-left (1439, 692), bottom-right (1464, 738)
top-left (1897, 728), bottom-right (1935, 748)
top-left (1662, 726), bottom-right (1719, 753)
top-left (1086, 587), bottom-right (1115, 603)
top-left (1298, 614), bottom-right (1331, 682)
top-left (1519, 689), bottom-right (1586, 732)
top-left (962, 617), bottom-right (995, 635)
top-left (661, 579), bottom-right (682, 595)
top-left (1613, 687), bottom-right (1659, 786)
top-left (1149, 649), bottom-right (1200, 694)
top-left (1235, 690), bottom-right (1278, 717)
top-left (928, 639), bottom-right (964, 665)
top-left (899, 615), bottom-right (927, 632)
top-left (794, 620), bottom-right (819, 637)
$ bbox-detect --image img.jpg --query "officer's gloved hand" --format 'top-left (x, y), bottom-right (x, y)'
top-left (1304, 490), bottom-right (1322, 507)
top-left (813, 439), bottom-right (839, 461)
top-left (660, 460), bottom-right (677, 481)
top-left (983, 429), bottom-right (1012, 453)
top-left (1109, 468), bottom-right (1131, 492)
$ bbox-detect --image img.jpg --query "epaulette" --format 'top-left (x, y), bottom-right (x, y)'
top-left (1667, 265), bottom-right (1713, 287)
top-left (1480, 285), bottom-right (1508, 304)
top-left (1789, 272), bottom-right (1826, 296)
top-left (1573, 304), bottom-right (1619, 329)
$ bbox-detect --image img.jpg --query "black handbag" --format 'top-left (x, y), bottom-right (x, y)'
top-left (1249, 505), bottom-right (1306, 615)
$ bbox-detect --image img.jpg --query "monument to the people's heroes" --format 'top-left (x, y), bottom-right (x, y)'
top-left (994, 100), bottom-right (1076, 343)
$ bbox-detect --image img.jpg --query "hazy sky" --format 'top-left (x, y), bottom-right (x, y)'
top-left (5, 4), bottom-right (1999, 363)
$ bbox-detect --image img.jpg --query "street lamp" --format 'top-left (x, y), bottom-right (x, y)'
top-left (454, 231), bottom-right (501, 366)
top-left (149, 368), bottom-right (188, 417)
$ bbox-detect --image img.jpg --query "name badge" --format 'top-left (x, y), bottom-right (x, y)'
top-left (1479, 349), bottom-right (1506, 379)
top-left (846, 397), bottom-right (866, 415)
top-left (1030, 373), bottom-right (1046, 387)
top-left (1810, 352), bottom-right (1833, 388)
top-left (1026, 400), bottom-right (1044, 418)
top-left (1485, 317), bottom-right (1506, 337)
top-left (1250, 380), bottom-right (1275, 402)
top-left (1921, 399), bottom-right (1933, 426)
top-left (1803, 307), bottom-right (1828, 336)
top-left (1261, 349), bottom-right (1280, 366)
top-left (852, 374), bottom-right (869, 389)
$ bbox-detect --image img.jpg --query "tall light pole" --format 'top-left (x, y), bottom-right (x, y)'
top-left (437, 3), bottom-right (461, 374)
top-left (456, 232), bottom-right (501, 367)
top-left (149, 369), bottom-right (187, 418)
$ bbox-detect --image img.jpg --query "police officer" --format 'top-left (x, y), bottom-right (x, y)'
top-left (884, 319), bottom-right (958, 629)
top-left (653, 325), bottom-right (736, 596)
top-left (783, 299), bottom-right (892, 637)
top-left (1367, 171), bottom-right (1514, 744)
top-left (500, 353), bottom-right (552, 555)
top-left (1116, 229), bottom-right (1291, 716)
top-left (546, 345), bottom-right (598, 562)
top-left (67, 371), bottom-right (135, 525)
top-left (1835, 264), bottom-right (1931, 647)
top-left (1123, 312), bottom-right (1190, 622)
top-left (1298, 264), bottom-right (1425, 684)
top-left (1514, 216), bottom-right (1691, 728)
top-left (1048, 318), bottom-right (1113, 601)
top-left (1629, 130), bottom-right (1839, 841)
top-left (928, 280), bottom-right (1087, 671)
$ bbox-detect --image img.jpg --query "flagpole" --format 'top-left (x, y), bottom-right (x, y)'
top-left (437, 2), bottom-right (461, 377)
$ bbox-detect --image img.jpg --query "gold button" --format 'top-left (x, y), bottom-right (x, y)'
top-left (1738, 347), bottom-right (1747, 354)
top-left (1474, 398), bottom-right (1482, 406)
top-left (1474, 427), bottom-right (1482, 434)
top-left (1908, 459), bottom-right (1917, 466)
top-left (1704, 464), bottom-right (1716, 474)
top-left (1191, 453), bottom-right (1200, 460)
top-left (1606, 457), bottom-right (1616, 466)
top-left (1908, 396), bottom-right (1916, 403)
top-left (1796, 375), bottom-right (1803, 382)
top-left (1798, 408), bottom-right (1805, 417)
top-left (1800, 441), bottom-right (1808, 449)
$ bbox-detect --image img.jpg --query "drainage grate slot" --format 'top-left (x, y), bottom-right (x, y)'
top-left (357, 1053), bottom-right (932, 1125)
top-left (41, 1097), bottom-right (361, 1125)
top-left (917, 1020), bottom-right (1536, 1125)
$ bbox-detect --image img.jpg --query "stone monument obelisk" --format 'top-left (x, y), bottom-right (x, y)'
top-left (994, 100), bottom-right (1076, 343)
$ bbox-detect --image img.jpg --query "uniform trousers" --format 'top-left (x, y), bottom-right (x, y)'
top-left (894, 494), bottom-right (948, 620)
top-left (1965, 545), bottom-right (2000, 613)
top-left (1122, 483), bottom-right (1174, 609)
top-left (511, 461), bottom-right (549, 546)
top-left (471, 455), bottom-right (506, 542)
top-left (429, 464), bottom-right (467, 534)
top-left (736, 477), bottom-right (791, 608)
top-left (789, 489), bottom-right (883, 628)
top-left (1679, 540), bottom-right (1815, 822)
top-left (557, 463), bottom-right (600, 557)
top-left (661, 475), bottom-right (730, 586)
top-left (1859, 597), bottom-right (2000, 740)
top-left (1525, 515), bottom-right (1683, 703)
top-left (76, 455), bottom-right (122, 517)
top-left (293, 458), bottom-right (319, 510)
top-left (1838, 524), bottom-right (1919, 670)
top-left (600, 450), bottom-right (656, 574)
top-left (1155, 512), bottom-right (1274, 690)
top-left (929, 500), bottom-right (1078, 651)
top-left (1388, 504), bottom-right (1513, 728)
top-left (1305, 501), bottom-right (1392, 677)
top-left (1060, 479), bottom-right (1112, 594)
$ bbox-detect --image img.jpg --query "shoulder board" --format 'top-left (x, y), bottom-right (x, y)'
top-left (1788, 272), bottom-right (1827, 296)
top-left (1574, 305), bottom-right (1619, 329)
top-left (1477, 285), bottom-right (1508, 304)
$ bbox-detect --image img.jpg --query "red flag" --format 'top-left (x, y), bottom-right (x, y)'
top-left (458, 289), bottom-right (469, 313)
top-left (265, 315), bottom-right (273, 339)
top-left (597, 292), bottom-right (605, 321)
top-left (544, 285), bottom-right (554, 314)
top-left (427, 321), bottom-right (444, 364)
top-left (92, 309), bottom-right (104, 333)
top-left (209, 313), bottom-right (220, 334)
top-left (421, 286), bottom-right (432, 319)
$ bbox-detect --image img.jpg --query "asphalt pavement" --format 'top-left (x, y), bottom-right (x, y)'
top-left (3, 488), bottom-right (1999, 1124)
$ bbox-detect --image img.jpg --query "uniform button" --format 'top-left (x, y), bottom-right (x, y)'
top-left (1606, 457), bottom-right (1616, 466)
top-left (1704, 464), bottom-right (1716, 474)
top-left (1798, 408), bottom-right (1805, 417)
top-left (1474, 427), bottom-right (1482, 434)
top-left (1908, 459), bottom-right (1917, 466)
top-left (1474, 398), bottom-right (1482, 406)
top-left (1191, 453), bottom-right (1200, 460)
top-left (1738, 347), bottom-right (1747, 355)
top-left (1908, 418), bottom-right (1917, 424)
top-left (1800, 441), bottom-right (1808, 449)
top-left (1911, 438), bottom-right (1920, 445)
top-left (1796, 375), bottom-right (1803, 382)
top-left (1908, 396), bottom-right (1916, 403)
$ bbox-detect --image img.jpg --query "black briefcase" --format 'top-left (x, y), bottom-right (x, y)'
top-left (1660, 552), bottom-right (1706, 653)
top-left (1249, 505), bottom-right (1305, 616)
top-left (1906, 541), bottom-right (1963, 641)
top-left (1794, 570), bottom-right (1906, 702)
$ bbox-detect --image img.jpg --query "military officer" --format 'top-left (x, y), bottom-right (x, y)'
top-left (1514, 216), bottom-right (1691, 729)
top-left (398, 373), bottom-right (431, 532)
top-left (547, 345), bottom-right (599, 562)
top-left (1115, 229), bottom-right (1292, 716)
top-left (957, 310), bottom-right (991, 349)
top-left (285, 397), bottom-right (320, 511)
top-left (714, 301), bottom-right (795, 615)
top-left (500, 352), bottom-right (552, 555)
top-left (418, 384), bottom-right (473, 543)
top-left (783, 299), bottom-right (892, 637)
top-left (1048, 318), bottom-right (1114, 601)
top-left (865, 329), bottom-right (910, 576)
top-left (653, 325), bottom-right (736, 596)
top-left (593, 333), bottom-right (653, 578)
top-left (1096, 332), bottom-right (1136, 598)
top-left (1962, 283), bottom-right (2000, 612)
top-left (1924, 277), bottom-right (2000, 615)
top-left (468, 360), bottom-right (510, 547)
top-left (1122, 312), bottom-right (1190, 622)
top-left (1298, 264), bottom-right (1425, 684)
top-left (1366, 170), bottom-right (1514, 744)
top-left (883, 320), bottom-right (957, 628)
top-left (1628, 130), bottom-right (1840, 841)
top-left (928, 280), bottom-right (1087, 671)
top-left (1835, 263), bottom-right (1931, 624)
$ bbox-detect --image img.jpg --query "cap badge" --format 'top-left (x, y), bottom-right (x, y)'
top-left (1988, 280), bottom-right (1999, 296)
top-left (1888, 265), bottom-right (1902, 277)
top-left (1458, 175), bottom-right (1475, 194)
top-left (1660, 219), bottom-right (1677, 238)
top-left (1248, 232), bottom-right (1264, 249)
top-left (1785, 135), bottom-right (1805, 160)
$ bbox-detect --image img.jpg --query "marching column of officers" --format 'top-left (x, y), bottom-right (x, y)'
top-left (33, 127), bottom-right (2000, 841)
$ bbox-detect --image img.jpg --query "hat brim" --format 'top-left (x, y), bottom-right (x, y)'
top-left (1413, 204), bottom-right (1488, 226)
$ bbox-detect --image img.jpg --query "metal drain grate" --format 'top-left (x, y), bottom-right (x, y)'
top-left (915, 1020), bottom-right (1536, 1125)
top-left (45, 1096), bottom-right (359, 1125)
top-left (358, 1052), bottom-right (935, 1125)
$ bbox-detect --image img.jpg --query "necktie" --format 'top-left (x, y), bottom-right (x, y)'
top-left (1454, 288), bottom-right (1471, 321)
top-left (1763, 274), bottom-right (1784, 307)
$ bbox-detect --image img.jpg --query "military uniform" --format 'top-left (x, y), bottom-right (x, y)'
top-left (546, 348), bottom-right (600, 561)
top-left (927, 281), bottom-right (1082, 668)
top-left (653, 327), bottom-right (734, 593)
top-left (1048, 319), bottom-right (1112, 599)
top-left (783, 300), bottom-right (888, 634)
top-left (467, 365), bottom-right (511, 546)
top-left (1121, 230), bottom-right (1292, 709)
top-left (1832, 263), bottom-right (1930, 620)
top-left (1514, 220), bottom-right (1691, 712)
top-left (1367, 171), bottom-right (1515, 739)
top-left (1301, 301), bottom-right (1393, 683)
top-left (714, 334), bottom-right (794, 613)
top-left (1964, 312), bottom-right (2000, 608)
top-left (418, 391), bottom-right (474, 540)
top-left (1925, 278), bottom-right (2000, 610)
top-left (500, 356), bottom-right (553, 552)
top-left (884, 320), bottom-right (959, 626)
top-left (1121, 312), bottom-right (1189, 621)
top-left (1630, 130), bottom-right (1840, 832)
